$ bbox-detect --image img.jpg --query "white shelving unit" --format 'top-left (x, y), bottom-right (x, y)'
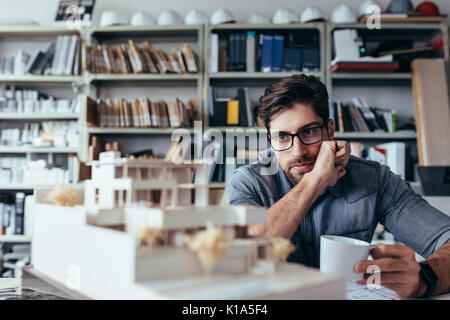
top-left (204, 23), bottom-right (327, 131)
top-left (0, 22), bottom-right (448, 244)
top-left (79, 24), bottom-right (204, 162)
top-left (0, 26), bottom-right (83, 245)
top-left (0, 146), bottom-right (78, 153)
top-left (0, 235), bottom-right (32, 243)
top-left (0, 113), bottom-right (80, 120)
top-left (87, 127), bottom-right (195, 135)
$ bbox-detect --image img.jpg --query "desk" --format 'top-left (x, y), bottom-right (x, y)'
top-left (0, 267), bottom-right (87, 300)
top-left (2, 267), bottom-right (448, 300)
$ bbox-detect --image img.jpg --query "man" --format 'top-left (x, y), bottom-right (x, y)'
top-left (227, 74), bottom-right (450, 299)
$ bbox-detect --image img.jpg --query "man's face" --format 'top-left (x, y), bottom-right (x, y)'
top-left (269, 103), bottom-right (334, 185)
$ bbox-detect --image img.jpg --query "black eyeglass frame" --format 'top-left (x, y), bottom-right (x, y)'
top-left (267, 119), bottom-right (330, 152)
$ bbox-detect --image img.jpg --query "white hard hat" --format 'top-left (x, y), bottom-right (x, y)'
top-left (185, 9), bottom-right (209, 25)
top-left (210, 8), bottom-right (236, 25)
top-left (272, 8), bottom-right (298, 24)
top-left (300, 6), bottom-right (326, 23)
top-left (331, 4), bottom-right (357, 23)
top-left (130, 11), bottom-right (155, 26)
top-left (157, 10), bottom-right (183, 26)
top-left (359, 0), bottom-right (381, 16)
top-left (247, 12), bottom-right (271, 24)
top-left (100, 10), bottom-right (128, 27)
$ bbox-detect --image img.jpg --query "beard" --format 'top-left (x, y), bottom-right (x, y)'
top-left (284, 155), bottom-right (317, 185)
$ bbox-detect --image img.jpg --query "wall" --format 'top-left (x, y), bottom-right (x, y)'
top-left (0, 0), bottom-right (448, 26)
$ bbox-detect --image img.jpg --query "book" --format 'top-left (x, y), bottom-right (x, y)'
top-left (51, 36), bottom-right (64, 74)
top-left (56, 35), bottom-right (71, 75)
top-left (210, 98), bottom-right (229, 127)
top-left (158, 100), bottom-right (170, 128)
top-left (14, 50), bottom-right (31, 75)
top-left (36, 42), bottom-right (57, 75)
top-left (349, 103), bottom-right (370, 132)
top-left (245, 31), bottom-right (255, 73)
top-left (227, 33), bottom-right (235, 71)
top-left (139, 44), bottom-right (158, 73)
top-left (65, 35), bottom-right (79, 75)
top-left (226, 100), bottom-right (239, 125)
top-left (272, 35), bottom-right (284, 72)
top-left (174, 48), bottom-right (187, 73)
top-left (72, 40), bottom-right (81, 75)
top-left (302, 48), bottom-right (320, 71)
top-left (24, 49), bottom-right (43, 74)
top-left (150, 101), bottom-right (160, 127)
top-left (341, 104), bottom-right (356, 132)
top-left (182, 44), bottom-right (198, 73)
top-left (237, 88), bottom-right (249, 127)
top-left (210, 33), bottom-right (219, 73)
top-left (14, 192), bottom-right (25, 235)
top-left (260, 34), bottom-right (273, 72)
top-left (282, 48), bottom-right (302, 71)
top-left (353, 97), bottom-right (382, 132)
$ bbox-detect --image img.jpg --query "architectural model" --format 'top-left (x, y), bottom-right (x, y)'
top-left (31, 151), bottom-right (346, 299)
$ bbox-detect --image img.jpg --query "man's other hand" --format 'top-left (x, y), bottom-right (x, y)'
top-left (354, 244), bottom-right (427, 299)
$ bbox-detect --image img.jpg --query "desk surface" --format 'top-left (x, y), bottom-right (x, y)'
top-left (1, 267), bottom-right (448, 300)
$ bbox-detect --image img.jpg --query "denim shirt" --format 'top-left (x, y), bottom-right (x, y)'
top-left (226, 152), bottom-right (450, 268)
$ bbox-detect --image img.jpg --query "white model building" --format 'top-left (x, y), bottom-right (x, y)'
top-left (30, 151), bottom-right (346, 299)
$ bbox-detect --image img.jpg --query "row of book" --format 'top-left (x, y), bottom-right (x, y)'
top-left (0, 35), bottom-right (81, 76)
top-left (82, 41), bottom-right (199, 74)
top-left (0, 121), bottom-right (79, 148)
top-left (0, 157), bottom-right (75, 186)
top-left (210, 32), bottom-right (320, 73)
top-left (209, 87), bottom-right (256, 127)
top-left (87, 96), bottom-right (199, 129)
top-left (0, 85), bottom-right (79, 114)
top-left (330, 97), bottom-right (398, 133)
top-left (0, 193), bottom-right (26, 236)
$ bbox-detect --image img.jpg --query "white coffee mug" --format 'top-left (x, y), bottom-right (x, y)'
top-left (320, 235), bottom-right (372, 281)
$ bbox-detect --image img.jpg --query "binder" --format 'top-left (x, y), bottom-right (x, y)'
top-left (260, 35), bottom-right (273, 72)
top-left (246, 31), bottom-right (256, 72)
top-left (237, 88), bottom-right (253, 127)
top-left (226, 100), bottom-right (239, 125)
top-left (272, 35), bottom-right (284, 72)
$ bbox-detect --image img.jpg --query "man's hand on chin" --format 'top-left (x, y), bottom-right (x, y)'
top-left (307, 140), bottom-right (350, 189)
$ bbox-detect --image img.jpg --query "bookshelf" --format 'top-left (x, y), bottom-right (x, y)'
top-left (79, 24), bottom-right (205, 162)
top-left (0, 21), bottom-right (447, 242)
top-left (0, 146), bottom-right (78, 153)
top-left (325, 22), bottom-right (449, 96)
top-left (0, 22), bottom-right (445, 184)
top-left (204, 23), bottom-right (327, 131)
top-left (0, 235), bottom-right (32, 243)
top-left (87, 127), bottom-right (195, 135)
top-left (0, 26), bottom-right (83, 245)
top-left (0, 113), bottom-right (79, 120)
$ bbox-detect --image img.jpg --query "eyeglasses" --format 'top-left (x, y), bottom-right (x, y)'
top-left (268, 121), bottom-right (329, 152)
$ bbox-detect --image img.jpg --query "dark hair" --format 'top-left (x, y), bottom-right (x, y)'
top-left (258, 74), bottom-right (329, 129)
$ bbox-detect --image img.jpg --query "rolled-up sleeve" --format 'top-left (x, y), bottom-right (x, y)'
top-left (376, 165), bottom-right (450, 258)
top-left (225, 167), bottom-right (264, 207)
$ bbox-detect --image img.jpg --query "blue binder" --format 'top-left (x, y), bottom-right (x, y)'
top-left (272, 35), bottom-right (284, 72)
top-left (260, 35), bottom-right (273, 72)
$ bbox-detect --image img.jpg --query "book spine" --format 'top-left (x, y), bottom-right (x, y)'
top-left (15, 192), bottom-right (25, 235)
top-left (246, 31), bottom-right (255, 73)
